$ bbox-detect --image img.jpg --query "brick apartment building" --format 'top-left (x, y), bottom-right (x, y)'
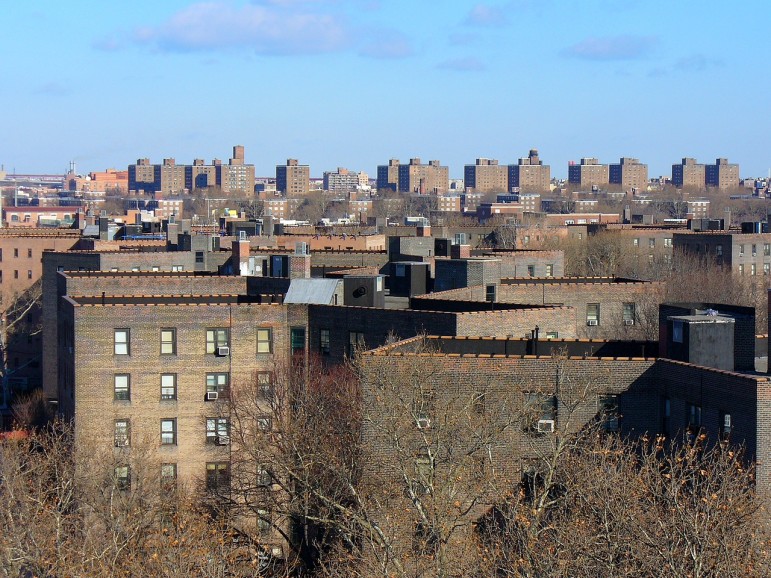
top-left (416, 277), bottom-right (662, 340)
top-left (129, 146), bottom-right (255, 195)
top-left (464, 158), bottom-right (508, 194)
top-left (567, 157), bottom-right (609, 190)
top-left (673, 229), bottom-right (771, 275)
top-left (509, 149), bottom-right (551, 193)
top-left (609, 157), bottom-right (648, 191)
top-left (276, 159), bottom-right (310, 196)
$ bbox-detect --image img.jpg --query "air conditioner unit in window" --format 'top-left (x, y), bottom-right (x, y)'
top-left (417, 417), bottom-right (431, 430)
top-left (217, 346), bottom-right (230, 357)
top-left (537, 419), bottom-right (555, 433)
top-left (216, 435), bottom-right (230, 446)
top-left (206, 391), bottom-right (219, 401)
top-left (624, 319), bottom-right (635, 326)
top-left (587, 319), bottom-right (599, 326)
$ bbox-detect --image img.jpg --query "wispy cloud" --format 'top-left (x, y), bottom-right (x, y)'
top-left (563, 34), bottom-right (657, 61)
top-left (437, 57), bottom-right (485, 72)
top-left (465, 4), bottom-right (508, 27)
top-left (448, 32), bottom-right (479, 46)
top-left (133, 1), bottom-right (350, 55)
top-left (358, 29), bottom-right (413, 59)
top-left (93, 35), bottom-right (124, 52)
top-left (674, 54), bottom-right (723, 72)
top-left (34, 81), bottom-right (68, 96)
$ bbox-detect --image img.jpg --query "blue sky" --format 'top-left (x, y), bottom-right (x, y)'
top-left (2, 0), bottom-right (769, 179)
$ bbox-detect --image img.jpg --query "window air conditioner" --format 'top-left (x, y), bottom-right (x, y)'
top-left (587, 319), bottom-right (599, 326)
top-left (417, 417), bottom-right (431, 430)
top-left (537, 419), bottom-right (555, 433)
top-left (206, 391), bottom-right (219, 401)
top-left (217, 346), bottom-right (230, 357)
top-left (624, 319), bottom-right (634, 326)
top-left (216, 435), bottom-right (230, 446)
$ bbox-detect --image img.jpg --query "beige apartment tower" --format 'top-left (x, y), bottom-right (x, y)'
top-left (464, 158), bottom-right (508, 194)
top-left (609, 157), bottom-right (648, 191)
top-left (276, 159), bottom-right (310, 196)
top-left (672, 158), bottom-right (706, 189)
top-left (568, 157), bottom-right (609, 190)
top-left (509, 149), bottom-right (551, 193)
top-left (397, 158), bottom-right (448, 194)
top-left (705, 158), bottom-right (740, 190)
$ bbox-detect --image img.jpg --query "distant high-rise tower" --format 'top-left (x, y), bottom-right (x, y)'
top-left (509, 149), bottom-right (551, 193)
top-left (705, 158), bottom-right (739, 190)
top-left (672, 158), bottom-right (706, 189)
top-left (609, 157), bottom-right (648, 191)
top-left (464, 158), bottom-right (508, 194)
top-left (568, 157), bottom-right (609, 190)
top-left (276, 159), bottom-right (310, 196)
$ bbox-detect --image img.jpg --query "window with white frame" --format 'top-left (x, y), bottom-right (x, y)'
top-left (114, 374), bottom-right (130, 401)
top-left (114, 329), bottom-right (129, 355)
top-left (114, 419), bottom-right (130, 447)
top-left (256, 327), bottom-right (272, 354)
top-left (161, 329), bottom-right (176, 355)
top-left (161, 374), bottom-right (177, 400)
top-left (161, 419), bottom-right (177, 445)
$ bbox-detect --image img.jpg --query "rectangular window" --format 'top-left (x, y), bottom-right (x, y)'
top-left (27, 270), bottom-right (32, 279)
top-left (716, 244), bottom-right (723, 256)
top-left (348, 331), bottom-right (365, 357)
top-left (648, 238), bottom-right (655, 249)
top-left (256, 327), bottom-right (272, 354)
top-left (764, 263), bottom-right (770, 276)
top-left (160, 374), bottom-right (177, 400)
top-left (765, 244), bottom-right (770, 256)
top-left (115, 465), bottom-right (130, 490)
top-left (161, 463), bottom-right (177, 490)
top-left (664, 238), bottom-right (672, 248)
top-left (633, 238), bottom-right (639, 247)
top-left (598, 395), bottom-right (619, 432)
top-left (545, 264), bottom-right (554, 277)
top-left (672, 320), bottom-right (684, 343)
top-left (27, 248), bottom-right (32, 258)
top-left (752, 244), bottom-right (757, 256)
top-left (206, 373), bottom-right (229, 400)
top-left (206, 329), bottom-right (229, 354)
top-left (523, 392), bottom-right (556, 433)
top-left (413, 389), bottom-right (434, 429)
top-left (114, 419), bottom-right (130, 447)
top-left (688, 404), bottom-right (702, 429)
top-left (161, 419), bottom-right (177, 445)
top-left (719, 411), bottom-right (732, 440)
top-left (257, 416), bottom-right (273, 432)
top-left (13, 248), bottom-right (18, 258)
top-left (161, 329), bottom-right (176, 355)
top-left (290, 327), bottom-right (305, 354)
top-left (751, 263), bottom-right (757, 276)
top-left (319, 329), bottom-right (330, 356)
top-left (206, 462), bottom-right (229, 491)
top-left (257, 371), bottom-right (274, 400)
top-left (622, 302), bottom-right (635, 325)
top-left (257, 465), bottom-right (272, 487)
top-left (114, 374), bottom-right (130, 401)
top-left (485, 284), bottom-right (497, 302)
top-left (738, 264), bottom-right (744, 275)
top-left (527, 265), bottom-right (535, 277)
top-left (114, 329), bottom-right (130, 355)
top-left (257, 509), bottom-right (272, 535)
top-left (195, 251), bottom-right (205, 264)
top-left (662, 396), bottom-right (671, 437)
top-left (586, 303), bottom-right (600, 326)
top-left (206, 418), bottom-right (230, 444)
top-left (739, 244), bottom-right (745, 255)
top-left (14, 270), bottom-right (18, 279)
